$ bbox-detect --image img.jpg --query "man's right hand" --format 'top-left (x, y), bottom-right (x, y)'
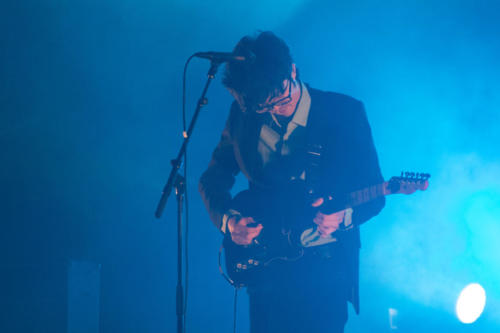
top-left (228, 216), bottom-right (263, 245)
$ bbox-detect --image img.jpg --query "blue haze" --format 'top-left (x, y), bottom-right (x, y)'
top-left (1, 0), bottom-right (499, 332)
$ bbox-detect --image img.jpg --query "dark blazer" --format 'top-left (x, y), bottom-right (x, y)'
top-left (199, 85), bottom-right (385, 313)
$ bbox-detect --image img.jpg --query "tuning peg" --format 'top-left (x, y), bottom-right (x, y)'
top-left (416, 173), bottom-right (430, 181)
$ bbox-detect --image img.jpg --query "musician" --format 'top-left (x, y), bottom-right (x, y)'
top-left (199, 31), bottom-right (385, 333)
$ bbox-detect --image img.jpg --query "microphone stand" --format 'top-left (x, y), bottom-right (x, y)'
top-left (155, 59), bottom-right (222, 333)
top-left (174, 173), bottom-right (185, 333)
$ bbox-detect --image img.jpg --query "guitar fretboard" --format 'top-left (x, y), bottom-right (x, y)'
top-left (347, 182), bottom-right (389, 208)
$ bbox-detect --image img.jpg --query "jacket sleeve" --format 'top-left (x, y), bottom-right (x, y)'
top-left (198, 108), bottom-right (241, 230)
top-left (345, 101), bottom-right (385, 226)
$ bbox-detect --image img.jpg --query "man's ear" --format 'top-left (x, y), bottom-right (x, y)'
top-left (291, 63), bottom-right (297, 81)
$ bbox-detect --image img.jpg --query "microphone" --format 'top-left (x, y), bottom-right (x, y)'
top-left (194, 51), bottom-right (246, 62)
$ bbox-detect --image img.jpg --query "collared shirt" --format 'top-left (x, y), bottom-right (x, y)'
top-left (257, 81), bottom-right (311, 165)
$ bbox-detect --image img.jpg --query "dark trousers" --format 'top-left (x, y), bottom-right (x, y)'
top-left (247, 251), bottom-right (349, 333)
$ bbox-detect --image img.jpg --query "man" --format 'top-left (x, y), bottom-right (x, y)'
top-left (199, 31), bottom-right (385, 333)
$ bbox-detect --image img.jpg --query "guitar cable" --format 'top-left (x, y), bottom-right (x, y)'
top-left (218, 244), bottom-right (240, 333)
top-left (233, 287), bottom-right (239, 333)
top-left (218, 244), bottom-right (236, 286)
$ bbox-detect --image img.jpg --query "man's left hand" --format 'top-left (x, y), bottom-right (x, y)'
top-left (311, 197), bottom-right (346, 238)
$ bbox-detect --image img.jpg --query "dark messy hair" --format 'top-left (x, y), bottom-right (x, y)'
top-left (223, 31), bottom-right (294, 112)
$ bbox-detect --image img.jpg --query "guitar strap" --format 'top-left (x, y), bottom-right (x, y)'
top-left (300, 106), bottom-right (354, 248)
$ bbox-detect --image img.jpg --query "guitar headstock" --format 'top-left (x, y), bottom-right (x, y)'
top-left (387, 171), bottom-right (431, 194)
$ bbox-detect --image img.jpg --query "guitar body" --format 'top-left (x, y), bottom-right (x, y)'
top-left (222, 181), bottom-right (323, 287)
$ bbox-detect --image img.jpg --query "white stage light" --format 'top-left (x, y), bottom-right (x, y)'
top-left (456, 283), bottom-right (486, 324)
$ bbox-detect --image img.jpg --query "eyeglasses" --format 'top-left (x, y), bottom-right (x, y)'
top-left (255, 79), bottom-right (293, 114)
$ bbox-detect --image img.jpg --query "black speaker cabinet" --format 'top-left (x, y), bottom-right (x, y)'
top-left (0, 261), bottom-right (100, 333)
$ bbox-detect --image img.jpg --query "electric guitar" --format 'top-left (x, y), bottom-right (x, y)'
top-left (220, 171), bottom-right (430, 287)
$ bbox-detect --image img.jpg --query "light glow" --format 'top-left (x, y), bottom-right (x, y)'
top-left (456, 283), bottom-right (486, 324)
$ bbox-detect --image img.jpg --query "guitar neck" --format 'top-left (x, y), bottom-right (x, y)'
top-left (312, 171), bottom-right (429, 213)
top-left (344, 173), bottom-right (430, 209)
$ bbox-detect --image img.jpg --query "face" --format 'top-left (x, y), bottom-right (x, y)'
top-left (229, 64), bottom-right (300, 117)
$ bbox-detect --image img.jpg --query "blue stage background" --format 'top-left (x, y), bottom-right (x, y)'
top-left (1, 0), bottom-right (499, 332)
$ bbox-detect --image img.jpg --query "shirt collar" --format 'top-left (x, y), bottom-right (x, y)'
top-left (290, 81), bottom-right (310, 127)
